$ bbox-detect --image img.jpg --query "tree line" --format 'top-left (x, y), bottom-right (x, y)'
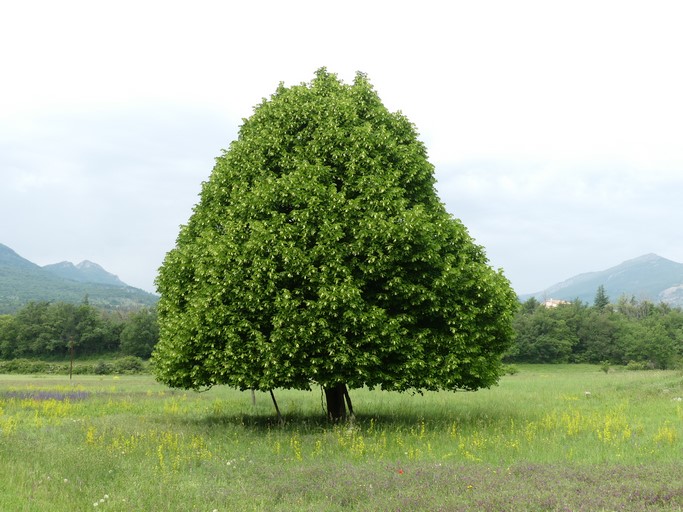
top-left (1, 287), bottom-right (681, 371)
top-left (507, 286), bottom-right (683, 369)
top-left (0, 300), bottom-right (158, 360)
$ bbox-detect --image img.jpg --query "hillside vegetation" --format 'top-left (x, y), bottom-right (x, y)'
top-left (0, 244), bottom-right (157, 314)
top-left (523, 254), bottom-right (683, 306)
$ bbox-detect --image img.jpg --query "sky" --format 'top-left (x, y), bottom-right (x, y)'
top-left (2, 0), bottom-right (683, 295)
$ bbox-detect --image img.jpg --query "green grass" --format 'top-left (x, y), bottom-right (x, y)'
top-left (1, 365), bottom-right (683, 510)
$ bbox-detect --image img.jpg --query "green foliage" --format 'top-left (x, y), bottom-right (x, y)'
top-left (593, 285), bottom-right (610, 310)
top-left (508, 296), bottom-right (683, 368)
top-left (112, 355), bottom-right (146, 373)
top-left (0, 356), bottom-right (147, 375)
top-left (93, 361), bottom-right (113, 375)
top-left (0, 301), bottom-right (159, 361)
top-left (119, 307), bottom-right (159, 358)
top-left (0, 358), bottom-right (52, 374)
top-left (153, 69), bottom-right (517, 396)
top-left (511, 305), bottom-right (577, 362)
top-left (501, 363), bottom-right (519, 375)
top-left (0, 243), bottom-right (158, 314)
top-left (0, 301), bottom-right (118, 358)
top-left (599, 360), bottom-right (610, 373)
top-left (625, 360), bottom-right (652, 371)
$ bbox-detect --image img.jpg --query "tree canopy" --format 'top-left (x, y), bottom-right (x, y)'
top-left (509, 291), bottom-right (683, 369)
top-left (152, 69), bottom-right (517, 417)
top-left (0, 301), bottom-right (158, 359)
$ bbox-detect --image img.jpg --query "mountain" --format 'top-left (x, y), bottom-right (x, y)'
top-left (43, 260), bottom-right (126, 286)
top-left (522, 254), bottom-right (683, 307)
top-left (0, 243), bottom-right (158, 314)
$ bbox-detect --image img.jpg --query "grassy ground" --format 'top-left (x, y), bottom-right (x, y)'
top-left (1, 365), bottom-right (682, 511)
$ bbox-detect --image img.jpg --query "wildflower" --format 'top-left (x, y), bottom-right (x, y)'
top-left (398, 469), bottom-right (404, 474)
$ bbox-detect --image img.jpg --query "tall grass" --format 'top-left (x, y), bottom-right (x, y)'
top-left (1, 365), bottom-right (682, 510)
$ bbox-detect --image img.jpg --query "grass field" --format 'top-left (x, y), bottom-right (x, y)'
top-left (1, 365), bottom-right (682, 511)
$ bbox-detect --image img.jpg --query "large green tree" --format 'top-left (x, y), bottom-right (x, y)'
top-left (152, 69), bottom-right (517, 420)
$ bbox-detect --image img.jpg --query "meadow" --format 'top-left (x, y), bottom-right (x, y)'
top-left (1, 365), bottom-right (682, 511)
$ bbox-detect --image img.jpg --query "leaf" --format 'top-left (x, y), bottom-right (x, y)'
top-left (152, 70), bottom-right (517, 395)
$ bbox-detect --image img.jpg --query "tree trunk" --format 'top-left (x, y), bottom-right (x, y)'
top-left (343, 385), bottom-right (354, 418)
top-left (269, 390), bottom-right (283, 424)
top-left (324, 383), bottom-right (347, 422)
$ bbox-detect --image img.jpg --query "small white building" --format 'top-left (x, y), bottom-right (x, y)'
top-left (543, 298), bottom-right (570, 308)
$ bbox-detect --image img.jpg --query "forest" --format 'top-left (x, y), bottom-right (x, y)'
top-left (0, 300), bottom-right (158, 360)
top-left (1, 285), bottom-right (682, 371)
top-left (508, 286), bottom-right (683, 368)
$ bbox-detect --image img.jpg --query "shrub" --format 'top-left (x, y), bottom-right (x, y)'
top-left (502, 364), bottom-right (519, 375)
top-left (625, 360), bottom-right (652, 371)
top-left (93, 361), bottom-right (114, 375)
top-left (112, 356), bottom-right (145, 374)
top-left (0, 357), bottom-right (149, 375)
top-left (0, 359), bottom-right (48, 374)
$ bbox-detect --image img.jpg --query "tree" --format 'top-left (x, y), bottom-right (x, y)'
top-left (579, 309), bottom-right (623, 364)
top-left (593, 285), bottom-right (610, 311)
top-left (0, 314), bottom-right (16, 359)
top-left (152, 69), bottom-right (518, 420)
top-left (510, 305), bottom-right (576, 363)
top-left (522, 297), bottom-right (540, 313)
top-left (120, 307), bottom-right (159, 358)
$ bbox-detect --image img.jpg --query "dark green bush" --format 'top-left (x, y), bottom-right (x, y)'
top-left (0, 357), bottom-right (148, 375)
top-left (112, 356), bottom-right (145, 374)
top-left (93, 361), bottom-right (114, 375)
top-left (0, 359), bottom-right (47, 374)
top-left (625, 360), bottom-right (652, 371)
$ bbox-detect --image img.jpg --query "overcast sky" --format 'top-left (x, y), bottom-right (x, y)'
top-left (2, 1), bottom-right (683, 295)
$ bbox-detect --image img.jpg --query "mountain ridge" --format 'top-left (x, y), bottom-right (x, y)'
top-left (0, 243), bottom-right (157, 314)
top-left (522, 253), bottom-right (683, 306)
top-left (42, 259), bottom-right (126, 286)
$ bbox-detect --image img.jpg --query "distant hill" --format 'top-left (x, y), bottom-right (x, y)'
top-left (521, 254), bottom-right (683, 307)
top-left (43, 260), bottom-right (126, 286)
top-left (0, 243), bottom-right (158, 314)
